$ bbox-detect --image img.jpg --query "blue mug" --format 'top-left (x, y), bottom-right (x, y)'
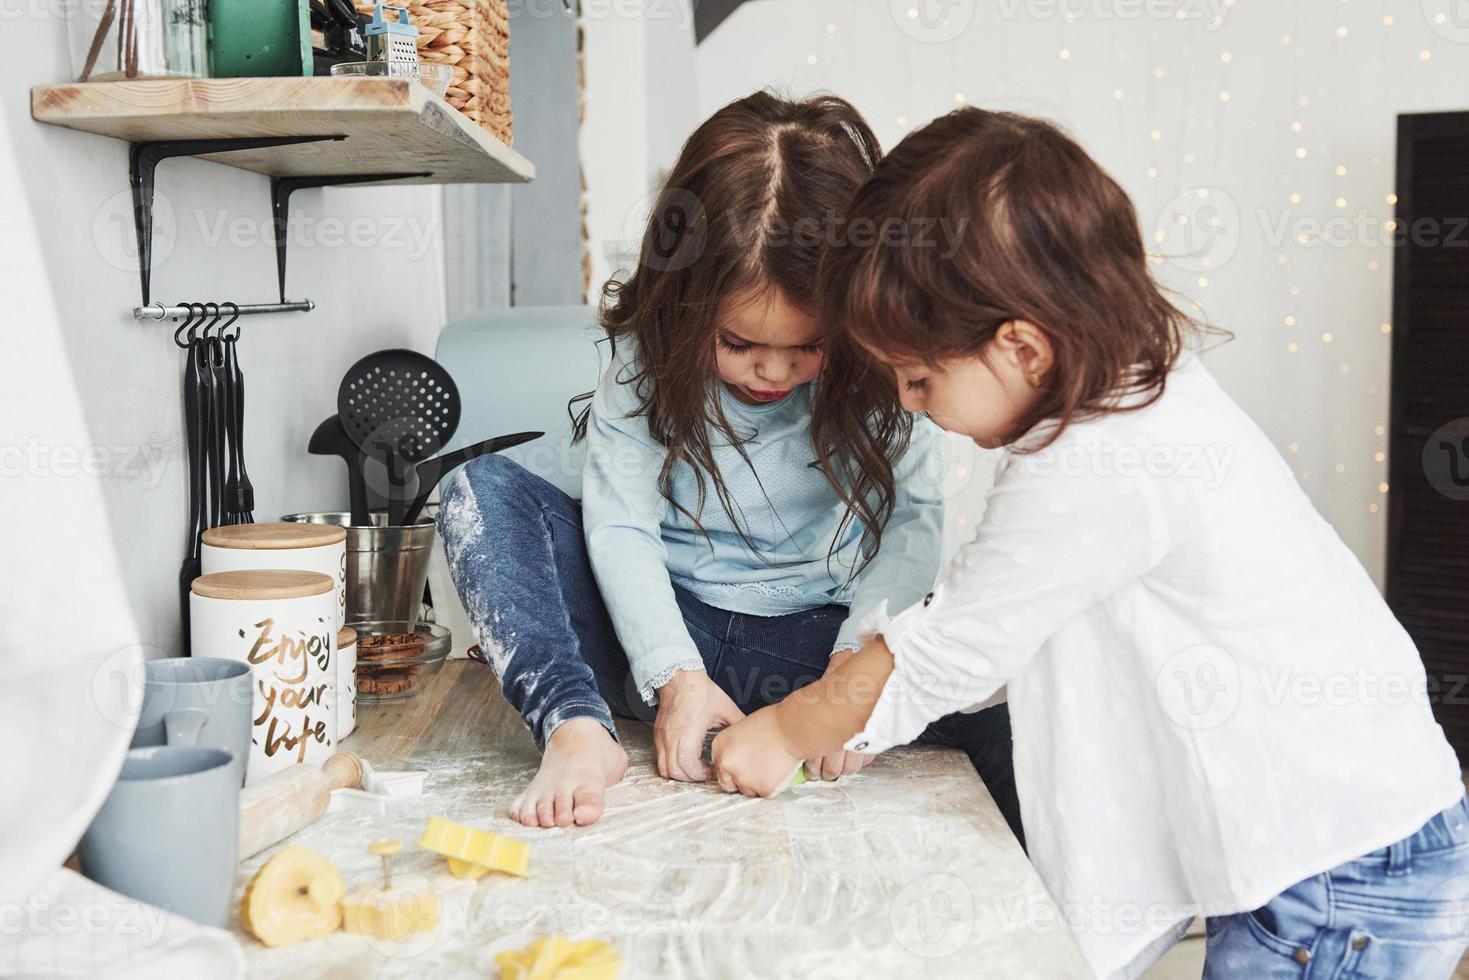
top-left (78, 746), bottom-right (240, 927)
top-left (131, 657), bottom-right (252, 786)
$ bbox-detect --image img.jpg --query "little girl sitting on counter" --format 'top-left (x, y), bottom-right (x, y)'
top-left (438, 91), bottom-right (1019, 839)
top-left (712, 107), bottom-right (1469, 980)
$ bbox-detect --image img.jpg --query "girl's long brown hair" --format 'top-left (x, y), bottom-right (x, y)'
top-left (818, 107), bottom-right (1207, 463)
top-left (574, 91), bottom-right (906, 575)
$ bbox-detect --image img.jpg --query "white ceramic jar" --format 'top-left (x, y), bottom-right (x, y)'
top-left (334, 626), bottom-right (357, 742)
top-left (189, 570), bottom-right (337, 785)
top-left (201, 523), bottom-right (348, 630)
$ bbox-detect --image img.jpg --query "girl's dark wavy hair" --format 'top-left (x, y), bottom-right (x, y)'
top-left (571, 90), bottom-right (906, 576)
top-left (819, 107), bottom-right (1214, 462)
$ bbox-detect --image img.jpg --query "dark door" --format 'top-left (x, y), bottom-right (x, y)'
top-left (1388, 111), bottom-right (1469, 760)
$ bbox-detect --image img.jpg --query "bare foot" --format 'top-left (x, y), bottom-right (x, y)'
top-left (509, 718), bottom-right (628, 828)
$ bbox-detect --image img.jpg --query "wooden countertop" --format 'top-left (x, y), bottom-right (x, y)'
top-left (233, 660), bottom-right (1092, 978)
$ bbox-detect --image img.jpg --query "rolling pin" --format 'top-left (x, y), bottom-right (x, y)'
top-left (239, 752), bottom-right (364, 860)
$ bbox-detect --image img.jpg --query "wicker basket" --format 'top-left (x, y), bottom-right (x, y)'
top-left (357, 1), bottom-right (512, 145)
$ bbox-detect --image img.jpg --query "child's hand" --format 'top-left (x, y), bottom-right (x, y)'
top-left (711, 706), bottom-right (804, 798)
top-left (654, 669), bottom-right (744, 782)
top-left (803, 651), bottom-right (874, 780)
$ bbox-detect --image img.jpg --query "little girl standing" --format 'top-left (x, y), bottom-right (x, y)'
top-left (438, 92), bottom-right (1020, 837)
top-left (713, 107), bottom-right (1469, 979)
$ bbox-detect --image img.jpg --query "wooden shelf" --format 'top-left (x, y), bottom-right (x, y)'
top-left (31, 77), bottom-right (534, 185)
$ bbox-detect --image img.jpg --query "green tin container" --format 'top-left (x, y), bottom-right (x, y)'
top-left (208, 0), bottom-right (313, 77)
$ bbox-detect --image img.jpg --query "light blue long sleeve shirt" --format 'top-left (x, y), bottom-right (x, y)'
top-left (581, 345), bottom-right (946, 703)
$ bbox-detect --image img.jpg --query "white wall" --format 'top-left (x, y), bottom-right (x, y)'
top-left (580, 0), bottom-right (702, 295)
top-left (690, 0), bottom-right (1469, 586)
top-left (2, 14), bottom-right (447, 654)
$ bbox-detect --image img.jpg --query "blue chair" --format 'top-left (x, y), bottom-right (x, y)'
top-left (434, 305), bottom-right (608, 500)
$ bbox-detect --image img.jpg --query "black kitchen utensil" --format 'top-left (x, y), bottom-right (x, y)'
top-left (176, 303), bottom-right (208, 654)
top-left (337, 349), bottom-right (462, 525)
top-left (308, 415), bottom-right (370, 526)
top-left (202, 306), bottom-right (228, 530)
top-left (400, 431), bottom-right (545, 525)
top-left (220, 305), bottom-right (255, 524)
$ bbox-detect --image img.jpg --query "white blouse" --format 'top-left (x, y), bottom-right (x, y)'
top-left (845, 357), bottom-right (1464, 978)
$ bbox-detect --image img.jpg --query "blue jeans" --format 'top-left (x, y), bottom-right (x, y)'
top-left (1203, 796), bottom-right (1469, 979)
top-left (438, 455), bottom-right (1024, 845)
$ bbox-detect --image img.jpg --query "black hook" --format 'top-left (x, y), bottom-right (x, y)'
top-left (186, 302), bottom-right (207, 345)
top-left (173, 302), bottom-right (199, 348)
top-left (202, 303), bottom-right (226, 367)
top-left (220, 302), bottom-right (242, 342)
top-left (201, 302), bottom-right (223, 341)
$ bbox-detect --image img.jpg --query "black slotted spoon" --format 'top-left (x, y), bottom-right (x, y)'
top-left (337, 349), bottom-right (462, 524)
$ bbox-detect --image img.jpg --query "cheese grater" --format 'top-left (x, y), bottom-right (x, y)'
top-left (364, 4), bottom-right (421, 78)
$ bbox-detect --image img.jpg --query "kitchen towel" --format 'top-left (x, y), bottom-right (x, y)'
top-left (0, 869), bottom-right (244, 980)
top-left (0, 114), bottom-right (144, 919)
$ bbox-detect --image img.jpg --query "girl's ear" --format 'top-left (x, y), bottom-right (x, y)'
top-left (994, 319), bottom-right (1054, 388)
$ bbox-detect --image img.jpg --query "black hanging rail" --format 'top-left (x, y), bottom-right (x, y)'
top-left (136, 300), bottom-right (316, 320)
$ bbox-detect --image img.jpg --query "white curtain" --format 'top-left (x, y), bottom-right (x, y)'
top-left (0, 113), bottom-right (141, 914)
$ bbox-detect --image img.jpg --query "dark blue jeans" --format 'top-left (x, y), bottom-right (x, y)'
top-left (438, 454), bottom-right (1023, 845)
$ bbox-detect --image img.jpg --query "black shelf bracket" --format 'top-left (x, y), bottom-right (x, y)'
top-left (129, 135), bottom-right (346, 306)
top-left (270, 172), bottom-right (431, 303)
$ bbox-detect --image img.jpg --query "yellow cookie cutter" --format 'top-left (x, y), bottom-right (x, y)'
top-left (418, 815), bottom-right (531, 878)
top-left (495, 936), bottom-right (621, 980)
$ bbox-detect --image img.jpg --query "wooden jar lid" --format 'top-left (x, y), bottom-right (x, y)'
top-left (191, 570), bottom-right (334, 600)
top-left (201, 522), bottom-right (346, 551)
top-left (338, 627), bottom-right (358, 647)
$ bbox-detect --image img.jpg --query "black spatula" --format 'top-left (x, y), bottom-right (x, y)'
top-left (399, 430), bottom-right (545, 525)
top-left (308, 415), bottom-right (370, 526)
top-left (337, 349), bottom-right (462, 524)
